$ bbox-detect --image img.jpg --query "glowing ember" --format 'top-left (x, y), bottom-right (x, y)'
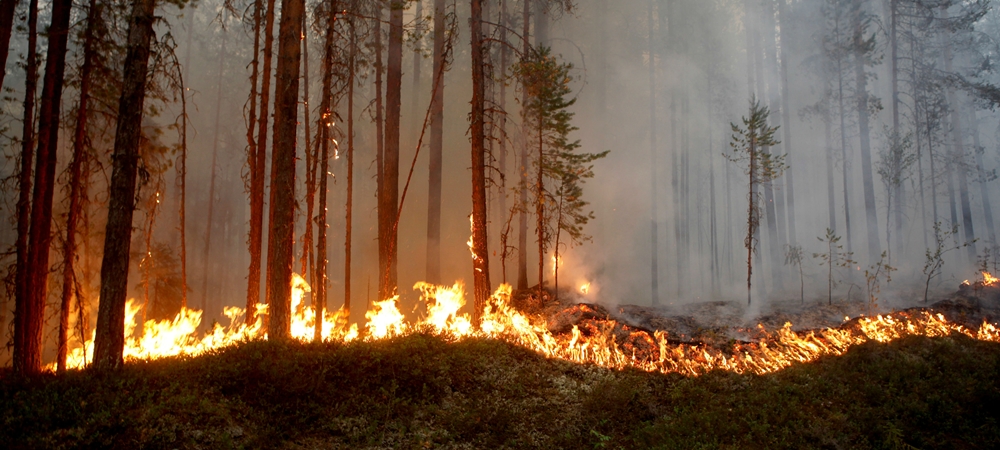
top-left (52, 276), bottom-right (1000, 376)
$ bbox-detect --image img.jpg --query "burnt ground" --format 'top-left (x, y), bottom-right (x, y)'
top-left (512, 281), bottom-right (1000, 349)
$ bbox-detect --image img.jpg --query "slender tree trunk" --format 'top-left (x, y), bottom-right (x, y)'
top-left (648, 0), bottom-right (658, 305)
top-left (266, 0), bottom-right (304, 340)
top-left (941, 12), bottom-right (976, 259)
top-left (381, 0), bottom-right (403, 299)
top-left (302, 11), bottom-right (316, 286)
top-left (889, 0), bottom-right (903, 257)
top-left (776, 0), bottom-right (796, 246)
top-left (968, 106), bottom-right (996, 244)
top-left (835, 12), bottom-right (853, 256)
top-left (257, 0), bottom-right (277, 313)
top-left (752, 4), bottom-right (780, 291)
top-left (427, 0), bottom-right (445, 284)
top-left (93, 0), bottom-right (158, 369)
top-left (470, 0), bottom-right (491, 325)
top-left (411, 0), bottom-right (423, 139)
top-left (245, 0), bottom-right (264, 324)
top-left (22, 0), bottom-right (74, 374)
top-left (516, 0), bottom-right (529, 290)
top-left (345, 15), bottom-right (356, 322)
top-left (374, 2), bottom-right (386, 300)
top-left (58, 0), bottom-right (99, 372)
top-left (315, 3), bottom-right (335, 342)
top-left (201, 32), bottom-right (226, 312)
top-left (852, 0), bottom-right (881, 262)
top-left (12, 0), bottom-right (39, 375)
top-left (0, 0), bottom-right (17, 90)
top-left (497, 0), bottom-right (509, 283)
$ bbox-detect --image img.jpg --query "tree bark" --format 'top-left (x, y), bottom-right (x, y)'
top-left (12, 0), bottom-right (38, 375)
top-left (315, 2), bottom-right (336, 342)
top-left (94, 0), bottom-right (158, 370)
top-left (852, 0), bottom-right (881, 262)
top-left (257, 0), bottom-right (278, 317)
top-left (516, 0), bottom-right (530, 290)
top-left (59, 0), bottom-right (99, 373)
top-left (22, 0), bottom-right (75, 374)
top-left (426, 0), bottom-right (445, 284)
top-left (245, 0), bottom-right (264, 324)
top-left (648, 0), bottom-right (658, 306)
top-left (301, 11), bottom-right (316, 286)
top-left (381, 0), bottom-right (403, 300)
top-left (374, 3), bottom-right (386, 299)
top-left (470, 0), bottom-right (491, 325)
top-left (345, 15), bottom-right (356, 321)
top-left (266, 0), bottom-right (304, 340)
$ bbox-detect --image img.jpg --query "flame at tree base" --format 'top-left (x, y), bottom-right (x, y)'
top-left (54, 275), bottom-right (1000, 376)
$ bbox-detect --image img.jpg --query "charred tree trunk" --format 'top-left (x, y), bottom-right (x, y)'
top-left (852, 0), bottom-right (881, 262)
top-left (470, 0), bottom-right (491, 325)
top-left (58, 0), bottom-right (99, 373)
top-left (93, 0), bottom-right (158, 369)
top-left (426, 0), bottom-right (445, 284)
top-left (516, 0), bottom-right (530, 291)
top-left (381, 0), bottom-right (403, 300)
top-left (12, 0), bottom-right (39, 375)
top-left (256, 0), bottom-right (278, 317)
top-left (345, 15), bottom-right (356, 321)
top-left (648, 0), bottom-right (658, 305)
top-left (266, 0), bottom-right (305, 340)
top-left (22, 0), bottom-right (74, 374)
top-left (245, 0), bottom-right (264, 324)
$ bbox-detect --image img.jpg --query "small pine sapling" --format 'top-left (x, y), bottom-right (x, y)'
top-left (813, 228), bottom-right (856, 305)
top-left (784, 244), bottom-right (805, 303)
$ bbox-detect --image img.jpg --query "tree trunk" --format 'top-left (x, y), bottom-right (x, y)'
top-left (256, 0), bottom-right (277, 317)
top-left (426, 0), bottom-right (445, 284)
top-left (59, 0), bottom-right (99, 373)
top-left (0, 0), bottom-right (17, 90)
top-left (852, 0), bottom-right (881, 262)
top-left (301, 11), bottom-right (316, 286)
top-left (516, 0), bottom-right (530, 291)
top-left (776, 0), bottom-right (797, 245)
top-left (22, 0), bottom-right (74, 374)
top-left (968, 106), bottom-right (996, 244)
top-left (497, 0), bottom-right (509, 283)
top-left (411, 0), bottom-right (423, 139)
top-left (266, 0), bottom-right (304, 340)
top-left (648, 0), bottom-right (658, 305)
top-left (471, 0), bottom-right (491, 325)
top-left (941, 9), bottom-right (976, 259)
top-left (12, 0), bottom-right (38, 375)
top-left (381, 0), bottom-right (403, 300)
top-left (374, 3), bottom-right (386, 300)
top-left (245, 0), bottom-right (264, 324)
top-left (835, 10), bottom-right (853, 256)
top-left (315, 3), bottom-right (336, 342)
top-left (201, 31), bottom-right (226, 312)
top-left (889, 0), bottom-right (903, 257)
top-left (345, 15), bottom-right (356, 322)
top-left (93, 0), bottom-right (158, 370)
top-left (759, 0), bottom-right (783, 289)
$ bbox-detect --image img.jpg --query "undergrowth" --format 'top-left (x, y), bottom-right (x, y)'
top-left (2, 332), bottom-right (999, 449)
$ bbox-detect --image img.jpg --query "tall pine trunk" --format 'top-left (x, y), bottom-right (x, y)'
top-left (968, 106), bottom-right (996, 244)
top-left (12, 0), bottom-right (38, 375)
top-left (426, 0), bottom-right (445, 284)
top-left (266, 0), bottom-right (304, 339)
top-left (0, 0), bottom-right (17, 90)
top-left (256, 0), bottom-right (278, 317)
top-left (22, 0), bottom-right (74, 374)
top-left (470, 0), bottom-right (491, 325)
top-left (516, 0), bottom-right (530, 290)
top-left (315, 2), bottom-right (336, 342)
top-left (245, 0), bottom-right (264, 324)
top-left (776, 0), bottom-right (797, 245)
top-left (94, 0), bottom-right (158, 369)
top-left (852, 0), bottom-right (881, 262)
top-left (381, 0), bottom-right (403, 300)
top-left (648, 0), bottom-right (658, 305)
top-left (344, 14), bottom-right (356, 321)
top-left (58, 0), bottom-right (99, 372)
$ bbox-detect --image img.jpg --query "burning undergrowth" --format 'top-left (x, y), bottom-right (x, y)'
top-left (49, 272), bottom-right (1000, 377)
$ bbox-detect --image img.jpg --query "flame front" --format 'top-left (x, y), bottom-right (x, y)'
top-left (984, 271), bottom-right (999, 286)
top-left (53, 275), bottom-right (1000, 376)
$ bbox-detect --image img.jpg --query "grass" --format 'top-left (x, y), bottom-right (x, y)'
top-left (2, 332), bottom-right (999, 449)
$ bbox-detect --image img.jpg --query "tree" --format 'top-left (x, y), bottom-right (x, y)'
top-left (923, 222), bottom-right (970, 303)
top-left (19, 0), bottom-right (76, 374)
top-left (875, 131), bottom-right (916, 266)
top-left (850, 0), bottom-right (882, 262)
top-left (726, 97), bottom-right (785, 306)
top-left (813, 228), bottom-right (856, 306)
top-left (784, 244), bottom-right (804, 304)
top-left (265, 0), bottom-right (305, 340)
top-left (93, 0), bottom-right (159, 369)
top-left (379, 0), bottom-right (403, 300)
top-left (426, 0), bottom-right (447, 284)
top-left (470, 0), bottom-right (491, 325)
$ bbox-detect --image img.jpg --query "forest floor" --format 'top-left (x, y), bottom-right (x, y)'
top-left (2, 287), bottom-right (1000, 449)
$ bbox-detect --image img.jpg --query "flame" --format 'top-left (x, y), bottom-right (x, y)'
top-left (551, 255), bottom-right (562, 276)
top-left (580, 283), bottom-right (591, 295)
top-left (52, 276), bottom-right (1000, 377)
top-left (983, 271), bottom-right (999, 286)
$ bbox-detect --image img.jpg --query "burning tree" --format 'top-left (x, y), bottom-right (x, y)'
top-left (515, 47), bottom-right (606, 301)
top-left (727, 97), bottom-right (785, 306)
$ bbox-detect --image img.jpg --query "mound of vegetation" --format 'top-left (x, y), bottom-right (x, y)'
top-left (2, 333), bottom-right (999, 449)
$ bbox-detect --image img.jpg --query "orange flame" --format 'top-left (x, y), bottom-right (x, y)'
top-left (52, 276), bottom-right (1000, 377)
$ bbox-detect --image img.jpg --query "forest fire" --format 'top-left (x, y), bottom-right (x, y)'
top-left (53, 276), bottom-right (1000, 376)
